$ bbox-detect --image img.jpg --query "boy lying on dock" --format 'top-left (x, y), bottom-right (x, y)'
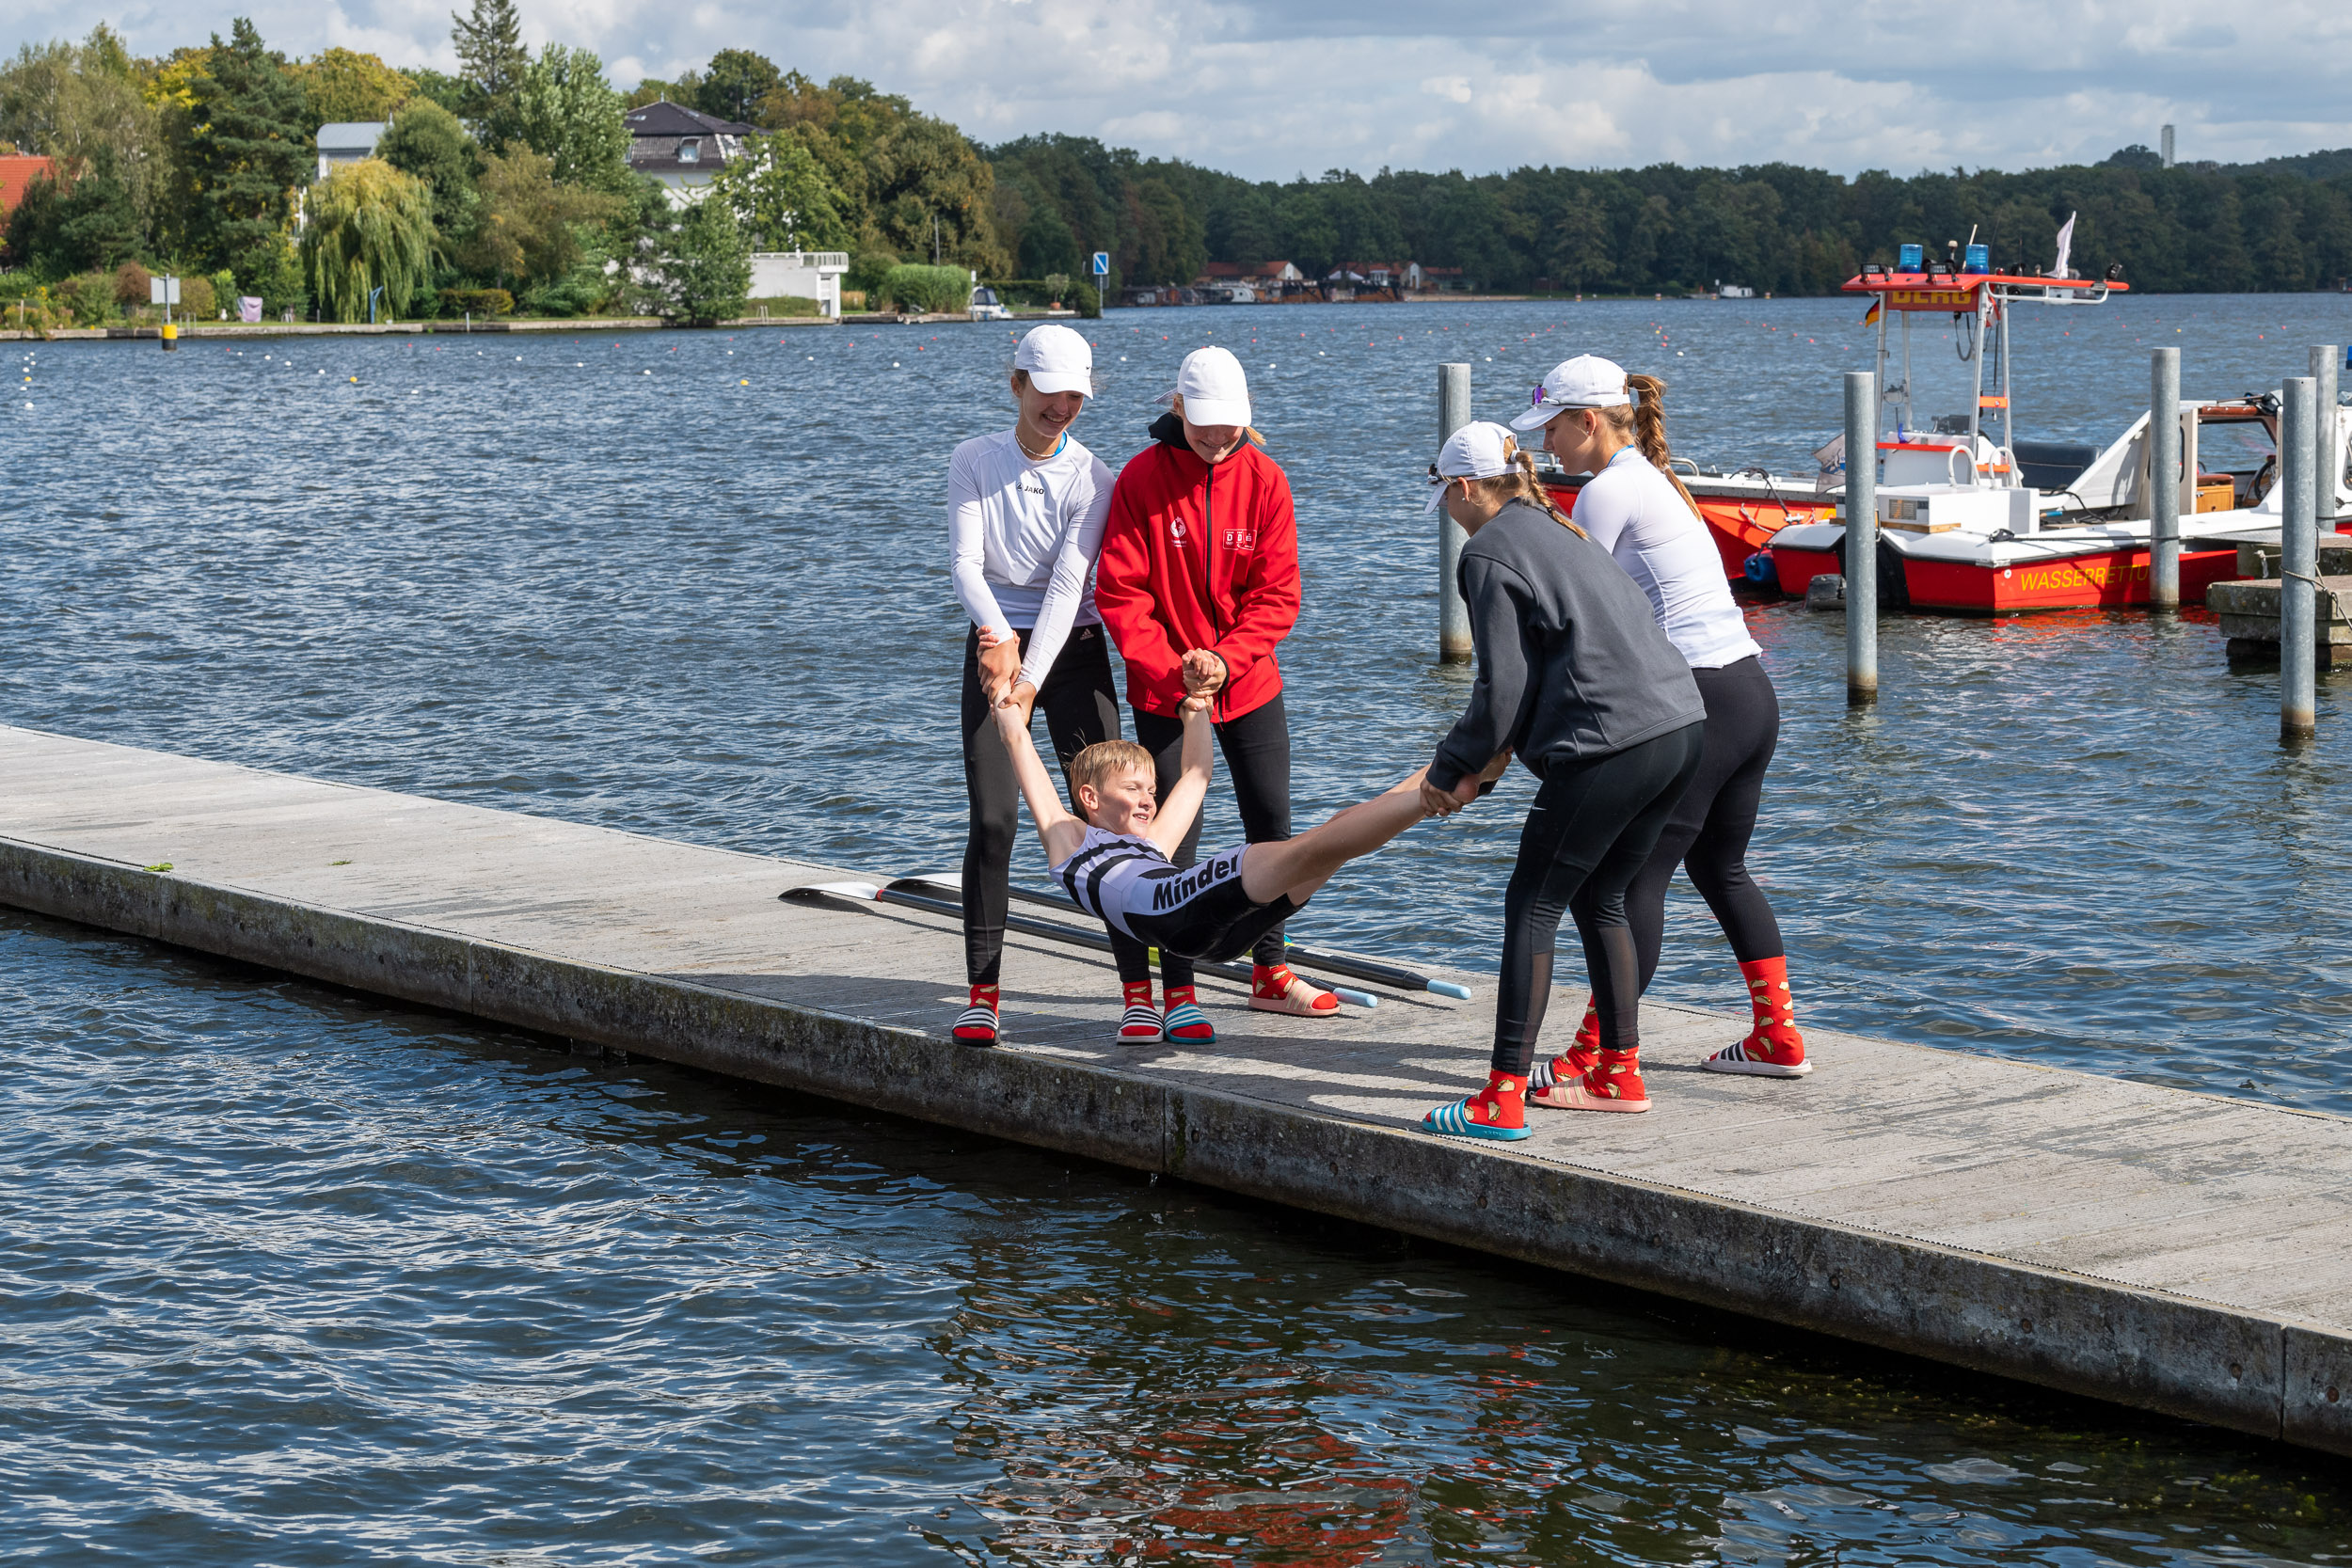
top-left (990, 684), bottom-right (1504, 987)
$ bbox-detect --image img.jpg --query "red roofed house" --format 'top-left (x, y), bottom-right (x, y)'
top-left (1, 155), bottom-right (58, 223)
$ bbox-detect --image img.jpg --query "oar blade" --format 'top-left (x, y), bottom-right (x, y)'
top-left (780, 880), bottom-right (883, 903)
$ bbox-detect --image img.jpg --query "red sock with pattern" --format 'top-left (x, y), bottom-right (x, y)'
top-left (1162, 984), bottom-right (1215, 1042)
top-left (1739, 957), bottom-right (1806, 1064)
top-left (1467, 1069), bottom-right (1527, 1130)
top-left (953, 983), bottom-right (1000, 1045)
top-left (1119, 979), bottom-right (1161, 1041)
top-left (1580, 1048), bottom-right (1646, 1102)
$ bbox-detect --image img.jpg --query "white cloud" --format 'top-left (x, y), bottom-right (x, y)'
top-left (8, 0), bottom-right (2347, 176)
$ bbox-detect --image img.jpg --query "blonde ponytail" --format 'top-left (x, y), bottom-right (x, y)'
top-left (1604, 372), bottom-right (1703, 523)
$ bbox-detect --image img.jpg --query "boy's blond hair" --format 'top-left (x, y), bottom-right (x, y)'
top-left (1068, 739), bottom-right (1154, 810)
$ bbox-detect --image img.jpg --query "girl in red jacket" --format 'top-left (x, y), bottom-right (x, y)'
top-left (1094, 346), bottom-right (1339, 1041)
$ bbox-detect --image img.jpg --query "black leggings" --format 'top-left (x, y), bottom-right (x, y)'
top-left (960, 625), bottom-right (1149, 987)
top-left (1132, 691), bottom-right (1293, 986)
top-left (1622, 656), bottom-right (1785, 988)
top-left (1493, 724), bottom-right (1706, 1074)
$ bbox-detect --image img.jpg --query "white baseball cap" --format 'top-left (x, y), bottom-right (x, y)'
top-left (1426, 420), bottom-right (1520, 510)
top-left (1173, 344), bottom-right (1251, 428)
top-left (1015, 324), bottom-right (1093, 396)
top-left (1511, 354), bottom-right (1631, 431)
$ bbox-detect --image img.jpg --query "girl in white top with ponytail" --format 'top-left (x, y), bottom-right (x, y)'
top-left (1513, 355), bottom-right (1813, 1086)
top-left (946, 324), bottom-right (1153, 1045)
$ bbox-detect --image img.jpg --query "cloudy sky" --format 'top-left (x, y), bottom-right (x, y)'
top-left (8, 0), bottom-right (2348, 180)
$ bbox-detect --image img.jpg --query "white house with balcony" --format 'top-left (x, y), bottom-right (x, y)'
top-left (748, 252), bottom-right (850, 318)
top-left (315, 121), bottom-right (388, 182)
top-left (624, 100), bottom-right (756, 209)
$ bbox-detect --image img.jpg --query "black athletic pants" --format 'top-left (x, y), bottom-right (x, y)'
top-left (1493, 723), bottom-right (1706, 1074)
top-left (1131, 691), bottom-right (1293, 987)
top-left (1622, 656), bottom-right (1786, 989)
top-left (961, 624), bottom-right (1150, 988)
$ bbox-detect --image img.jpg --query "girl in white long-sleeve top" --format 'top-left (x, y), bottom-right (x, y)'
top-left (947, 324), bottom-right (1152, 1045)
top-left (1516, 355), bottom-right (1812, 1088)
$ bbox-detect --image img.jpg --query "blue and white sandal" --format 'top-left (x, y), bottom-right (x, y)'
top-left (1161, 998), bottom-right (1216, 1044)
top-left (1422, 1094), bottom-right (1531, 1142)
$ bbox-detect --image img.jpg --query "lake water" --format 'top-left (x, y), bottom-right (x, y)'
top-left (5, 296), bottom-right (2350, 1562)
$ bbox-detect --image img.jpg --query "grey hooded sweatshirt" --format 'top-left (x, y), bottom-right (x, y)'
top-left (1427, 499), bottom-right (1705, 791)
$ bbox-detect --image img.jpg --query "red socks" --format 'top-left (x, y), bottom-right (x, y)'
top-left (952, 983), bottom-right (1000, 1045)
top-left (1466, 1069), bottom-right (1527, 1131)
top-left (1162, 984), bottom-right (1216, 1042)
top-left (1739, 956), bottom-right (1806, 1064)
top-left (1578, 1048), bottom-right (1649, 1107)
top-left (1119, 979), bottom-right (1162, 1041)
top-left (1563, 994), bottom-right (1602, 1076)
top-left (1250, 962), bottom-right (1340, 1015)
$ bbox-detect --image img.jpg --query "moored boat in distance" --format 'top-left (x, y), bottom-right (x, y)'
top-left (1478, 226), bottom-right (2352, 611)
top-left (1770, 245), bottom-right (2352, 611)
top-left (1517, 226), bottom-right (2352, 611)
top-left (1769, 394), bottom-right (2352, 611)
top-left (1532, 233), bottom-right (2154, 594)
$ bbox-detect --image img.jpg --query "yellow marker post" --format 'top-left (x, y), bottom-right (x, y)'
top-left (151, 273), bottom-right (181, 351)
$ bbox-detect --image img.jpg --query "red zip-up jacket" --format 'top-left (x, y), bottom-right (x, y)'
top-left (1096, 416), bottom-right (1303, 722)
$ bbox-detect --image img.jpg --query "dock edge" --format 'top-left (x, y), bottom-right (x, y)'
top-left (2, 832), bottom-right (2345, 1458)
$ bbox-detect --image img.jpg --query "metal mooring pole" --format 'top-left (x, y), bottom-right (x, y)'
top-left (1845, 370), bottom-right (1879, 704)
top-left (1437, 363), bottom-right (1473, 664)
top-left (2280, 376), bottom-right (2318, 742)
top-left (2148, 347), bottom-right (2181, 608)
top-left (2314, 345), bottom-right (2341, 529)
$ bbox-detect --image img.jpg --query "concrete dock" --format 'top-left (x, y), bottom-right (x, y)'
top-left (4, 722), bottom-right (2350, 1456)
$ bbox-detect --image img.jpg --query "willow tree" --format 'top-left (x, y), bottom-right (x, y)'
top-left (302, 158), bottom-right (434, 322)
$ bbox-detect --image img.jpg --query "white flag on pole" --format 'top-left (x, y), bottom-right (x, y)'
top-left (2053, 211), bottom-right (2076, 278)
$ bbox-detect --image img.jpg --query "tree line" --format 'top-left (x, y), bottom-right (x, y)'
top-left (6, 3), bottom-right (2349, 330)
top-left (996, 140), bottom-right (2352, 297)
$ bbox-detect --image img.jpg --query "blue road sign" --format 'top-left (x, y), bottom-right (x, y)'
top-left (1092, 252), bottom-right (1110, 277)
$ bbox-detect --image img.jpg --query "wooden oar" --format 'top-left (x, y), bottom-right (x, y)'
top-left (890, 873), bottom-right (1472, 1001)
top-left (779, 880), bottom-right (1376, 1007)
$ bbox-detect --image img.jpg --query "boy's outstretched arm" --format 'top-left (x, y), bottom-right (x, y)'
top-left (990, 691), bottom-right (1089, 865)
top-left (1144, 694), bottom-right (1213, 857)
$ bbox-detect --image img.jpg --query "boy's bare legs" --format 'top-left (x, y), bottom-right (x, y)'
top-left (1237, 768), bottom-right (1435, 907)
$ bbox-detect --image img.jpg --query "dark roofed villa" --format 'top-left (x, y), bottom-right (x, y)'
top-left (625, 100), bottom-right (757, 207)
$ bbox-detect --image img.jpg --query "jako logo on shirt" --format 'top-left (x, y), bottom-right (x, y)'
top-left (1220, 528), bottom-right (1256, 550)
top-left (1018, 480), bottom-right (1047, 497)
top-left (1169, 517), bottom-right (1188, 546)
